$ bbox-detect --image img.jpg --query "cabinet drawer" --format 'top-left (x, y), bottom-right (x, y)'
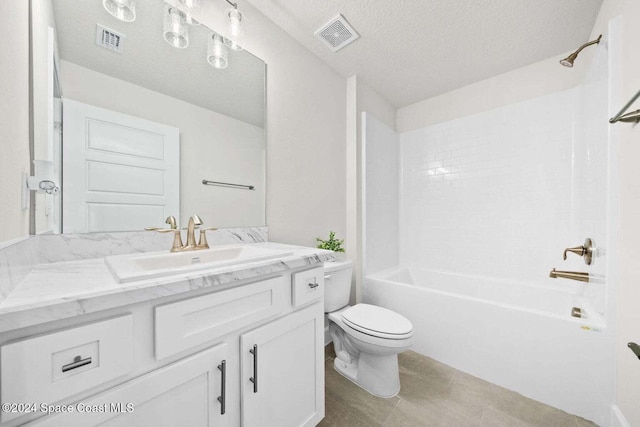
top-left (0, 315), bottom-right (133, 424)
top-left (292, 267), bottom-right (324, 308)
top-left (28, 344), bottom-right (228, 427)
top-left (155, 276), bottom-right (287, 360)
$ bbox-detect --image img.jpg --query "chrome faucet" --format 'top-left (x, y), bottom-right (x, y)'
top-left (146, 215), bottom-right (217, 252)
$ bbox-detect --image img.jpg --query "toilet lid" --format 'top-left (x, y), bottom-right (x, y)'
top-left (342, 304), bottom-right (413, 338)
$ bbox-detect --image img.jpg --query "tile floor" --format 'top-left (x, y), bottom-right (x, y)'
top-left (320, 345), bottom-right (597, 427)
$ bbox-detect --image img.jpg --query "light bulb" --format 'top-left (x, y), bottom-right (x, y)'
top-left (207, 33), bottom-right (228, 69)
top-left (224, 8), bottom-right (245, 51)
top-left (163, 6), bottom-right (189, 48)
top-left (178, 0), bottom-right (201, 25)
top-left (103, 0), bottom-right (136, 22)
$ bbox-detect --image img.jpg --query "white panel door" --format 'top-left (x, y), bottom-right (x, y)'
top-left (62, 99), bottom-right (179, 233)
top-left (241, 303), bottom-right (324, 427)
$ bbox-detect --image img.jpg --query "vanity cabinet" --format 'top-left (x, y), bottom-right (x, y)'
top-left (241, 303), bottom-right (324, 427)
top-left (0, 315), bottom-right (134, 425)
top-left (29, 343), bottom-right (228, 427)
top-left (2, 266), bottom-right (325, 427)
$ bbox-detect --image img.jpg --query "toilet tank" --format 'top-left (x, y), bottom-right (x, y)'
top-left (324, 260), bottom-right (353, 313)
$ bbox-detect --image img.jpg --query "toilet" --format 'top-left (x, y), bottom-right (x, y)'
top-left (324, 260), bottom-right (414, 398)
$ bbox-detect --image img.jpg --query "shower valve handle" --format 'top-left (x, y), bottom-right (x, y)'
top-left (563, 246), bottom-right (585, 259)
top-left (563, 238), bottom-right (593, 265)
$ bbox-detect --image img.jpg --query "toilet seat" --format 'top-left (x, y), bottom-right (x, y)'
top-left (342, 304), bottom-right (414, 340)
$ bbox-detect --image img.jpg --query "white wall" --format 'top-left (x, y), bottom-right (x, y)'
top-left (346, 76), bottom-right (396, 302)
top-left (31, 0), bottom-right (57, 161)
top-left (0, 0), bottom-right (30, 243)
top-left (589, 1), bottom-right (640, 426)
top-left (397, 55), bottom-right (585, 133)
top-left (31, 0), bottom-right (59, 234)
top-left (59, 61), bottom-right (265, 228)
top-left (363, 113), bottom-right (398, 275)
top-left (192, 0), bottom-right (347, 247)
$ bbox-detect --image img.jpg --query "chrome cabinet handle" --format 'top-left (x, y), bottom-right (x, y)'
top-left (249, 344), bottom-right (258, 393)
top-left (217, 360), bottom-right (226, 415)
top-left (62, 355), bottom-right (92, 372)
top-left (308, 281), bottom-right (319, 289)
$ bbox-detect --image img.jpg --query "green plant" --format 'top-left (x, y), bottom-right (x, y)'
top-left (316, 231), bottom-right (345, 253)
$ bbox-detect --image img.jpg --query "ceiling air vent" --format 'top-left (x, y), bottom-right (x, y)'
top-left (314, 14), bottom-right (360, 52)
top-left (96, 24), bottom-right (125, 53)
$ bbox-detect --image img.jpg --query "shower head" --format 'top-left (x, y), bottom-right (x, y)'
top-left (559, 53), bottom-right (578, 68)
top-left (560, 34), bottom-right (602, 68)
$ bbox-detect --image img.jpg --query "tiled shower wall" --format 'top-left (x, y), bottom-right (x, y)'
top-left (363, 44), bottom-right (609, 314)
top-left (398, 75), bottom-right (609, 307)
top-left (400, 90), bottom-right (575, 284)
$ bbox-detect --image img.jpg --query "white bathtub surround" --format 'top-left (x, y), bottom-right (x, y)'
top-left (0, 242), bottom-right (333, 333)
top-left (365, 267), bottom-right (615, 424)
top-left (363, 28), bottom-right (615, 426)
top-left (363, 113), bottom-right (399, 275)
top-left (611, 404), bottom-right (631, 427)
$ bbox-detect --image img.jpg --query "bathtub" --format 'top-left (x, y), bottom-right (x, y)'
top-left (364, 266), bottom-right (614, 426)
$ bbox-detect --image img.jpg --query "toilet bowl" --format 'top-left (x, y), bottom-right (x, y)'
top-left (324, 261), bottom-right (414, 397)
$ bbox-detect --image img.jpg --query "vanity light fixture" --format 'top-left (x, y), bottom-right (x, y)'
top-left (103, 0), bottom-right (136, 22)
top-left (224, 0), bottom-right (245, 51)
top-left (177, 0), bottom-right (202, 26)
top-left (207, 33), bottom-right (229, 69)
top-left (163, 5), bottom-right (189, 48)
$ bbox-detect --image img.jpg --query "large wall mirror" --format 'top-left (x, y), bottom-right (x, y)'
top-left (30, 0), bottom-right (266, 234)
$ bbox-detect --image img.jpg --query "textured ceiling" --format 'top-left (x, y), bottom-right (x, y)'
top-left (247, 0), bottom-right (603, 108)
top-left (52, 0), bottom-right (265, 127)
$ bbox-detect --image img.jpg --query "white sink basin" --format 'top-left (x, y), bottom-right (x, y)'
top-left (105, 245), bottom-right (293, 283)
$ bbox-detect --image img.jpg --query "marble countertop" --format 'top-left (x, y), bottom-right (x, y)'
top-left (0, 243), bottom-right (334, 333)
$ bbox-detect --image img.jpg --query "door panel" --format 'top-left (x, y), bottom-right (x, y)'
top-left (241, 304), bottom-right (324, 427)
top-left (62, 99), bottom-right (179, 233)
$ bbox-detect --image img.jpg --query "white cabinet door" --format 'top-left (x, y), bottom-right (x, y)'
top-left (241, 303), bottom-right (324, 427)
top-left (30, 344), bottom-right (228, 427)
top-left (62, 99), bottom-right (180, 233)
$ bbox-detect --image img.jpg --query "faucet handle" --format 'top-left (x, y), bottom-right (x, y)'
top-left (156, 229), bottom-right (185, 252)
top-left (165, 216), bottom-right (178, 230)
top-left (146, 214), bottom-right (177, 231)
top-left (563, 238), bottom-right (594, 265)
top-left (198, 227), bottom-right (218, 249)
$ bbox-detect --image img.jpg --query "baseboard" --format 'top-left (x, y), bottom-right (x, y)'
top-left (611, 405), bottom-right (630, 427)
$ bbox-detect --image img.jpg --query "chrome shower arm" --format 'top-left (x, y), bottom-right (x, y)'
top-left (571, 34), bottom-right (602, 57)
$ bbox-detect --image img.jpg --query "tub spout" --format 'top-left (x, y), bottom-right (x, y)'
top-left (549, 268), bottom-right (590, 283)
